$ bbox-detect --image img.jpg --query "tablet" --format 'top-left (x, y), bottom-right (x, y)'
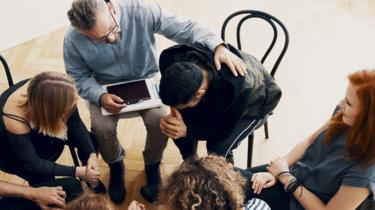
top-left (107, 80), bottom-right (151, 105)
top-left (101, 78), bottom-right (163, 116)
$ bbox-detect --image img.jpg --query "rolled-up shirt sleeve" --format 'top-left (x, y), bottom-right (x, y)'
top-left (342, 165), bottom-right (375, 200)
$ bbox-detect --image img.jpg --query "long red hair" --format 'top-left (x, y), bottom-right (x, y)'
top-left (325, 70), bottom-right (375, 166)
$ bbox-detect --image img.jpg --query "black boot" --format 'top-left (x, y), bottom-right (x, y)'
top-left (108, 161), bottom-right (126, 203)
top-left (140, 162), bottom-right (161, 203)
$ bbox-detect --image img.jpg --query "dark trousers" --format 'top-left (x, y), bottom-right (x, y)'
top-left (239, 165), bottom-right (291, 210)
top-left (0, 178), bottom-right (83, 210)
top-left (174, 118), bottom-right (263, 163)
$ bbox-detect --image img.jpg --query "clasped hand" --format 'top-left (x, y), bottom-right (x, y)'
top-left (251, 157), bottom-right (290, 194)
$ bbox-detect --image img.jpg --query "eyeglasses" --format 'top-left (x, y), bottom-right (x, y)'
top-left (89, 5), bottom-right (122, 44)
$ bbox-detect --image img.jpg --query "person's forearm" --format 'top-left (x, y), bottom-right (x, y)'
top-left (279, 176), bottom-right (325, 210)
top-left (75, 166), bottom-right (86, 178)
top-left (284, 139), bottom-right (311, 166)
top-left (0, 180), bottom-right (34, 200)
top-left (292, 186), bottom-right (326, 210)
top-left (284, 120), bottom-right (330, 166)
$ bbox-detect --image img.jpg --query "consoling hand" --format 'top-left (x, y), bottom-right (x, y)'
top-left (251, 172), bottom-right (276, 194)
top-left (266, 157), bottom-right (290, 177)
top-left (100, 93), bottom-right (126, 113)
top-left (213, 44), bottom-right (247, 77)
top-left (160, 108), bottom-right (187, 139)
top-left (31, 186), bottom-right (66, 210)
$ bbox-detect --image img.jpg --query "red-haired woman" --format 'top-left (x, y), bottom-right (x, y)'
top-left (248, 70), bottom-right (375, 210)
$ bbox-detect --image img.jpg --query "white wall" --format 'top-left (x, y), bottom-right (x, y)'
top-left (0, 0), bottom-right (73, 51)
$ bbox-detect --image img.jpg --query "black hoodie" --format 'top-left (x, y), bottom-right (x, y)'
top-left (159, 44), bottom-right (281, 141)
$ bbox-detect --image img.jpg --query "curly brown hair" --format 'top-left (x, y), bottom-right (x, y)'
top-left (161, 155), bottom-right (246, 210)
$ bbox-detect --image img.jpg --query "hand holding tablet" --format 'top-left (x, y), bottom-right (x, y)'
top-left (100, 78), bottom-right (163, 116)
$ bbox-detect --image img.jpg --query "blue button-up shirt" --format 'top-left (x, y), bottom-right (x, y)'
top-left (63, 0), bottom-right (222, 105)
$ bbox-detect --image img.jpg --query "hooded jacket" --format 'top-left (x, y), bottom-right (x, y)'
top-left (159, 44), bottom-right (281, 140)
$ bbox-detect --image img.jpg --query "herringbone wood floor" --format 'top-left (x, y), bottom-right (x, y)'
top-left (1, 0), bottom-right (375, 209)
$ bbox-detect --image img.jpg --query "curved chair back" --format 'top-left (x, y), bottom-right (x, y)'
top-left (221, 10), bottom-right (289, 167)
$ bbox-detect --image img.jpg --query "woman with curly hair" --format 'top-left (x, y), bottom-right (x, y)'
top-left (159, 155), bottom-right (270, 210)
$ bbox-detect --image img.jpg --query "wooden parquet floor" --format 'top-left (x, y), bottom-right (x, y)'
top-left (0, 26), bottom-right (197, 210)
top-left (1, 0), bottom-right (375, 209)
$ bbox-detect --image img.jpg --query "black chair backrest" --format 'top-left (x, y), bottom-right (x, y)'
top-left (0, 54), bottom-right (14, 87)
top-left (221, 10), bottom-right (289, 77)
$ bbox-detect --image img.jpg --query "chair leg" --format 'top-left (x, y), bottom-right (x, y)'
top-left (68, 145), bottom-right (80, 166)
top-left (264, 121), bottom-right (269, 139)
top-left (247, 134), bottom-right (254, 168)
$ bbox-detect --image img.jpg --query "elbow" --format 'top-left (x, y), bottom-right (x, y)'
top-left (24, 163), bottom-right (40, 174)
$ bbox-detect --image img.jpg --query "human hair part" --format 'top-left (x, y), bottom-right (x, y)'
top-left (65, 193), bottom-right (113, 210)
top-left (20, 72), bottom-right (77, 139)
top-left (161, 155), bottom-right (246, 210)
top-left (325, 69), bottom-right (375, 165)
top-left (159, 62), bottom-right (203, 106)
top-left (67, 0), bottom-right (106, 30)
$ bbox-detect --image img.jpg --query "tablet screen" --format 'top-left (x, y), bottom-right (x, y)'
top-left (107, 80), bottom-right (151, 104)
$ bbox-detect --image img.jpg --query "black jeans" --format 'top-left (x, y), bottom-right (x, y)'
top-left (0, 178), bottom-right (83, 210)
top-left (239, 165), bottom-right (291, 210)
top-left (174, 118), bottom-right (263, 163)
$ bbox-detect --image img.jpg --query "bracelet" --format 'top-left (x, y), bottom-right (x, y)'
top-left (276, 171), bottom-right (292, 180)
top-left (283, 176), bottom-right (297, 192)
top-left (286, 177), bottom-right (301, 194)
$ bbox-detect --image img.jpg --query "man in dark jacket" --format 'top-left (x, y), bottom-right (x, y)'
top-left (159, 44), bottom-right (282, 163)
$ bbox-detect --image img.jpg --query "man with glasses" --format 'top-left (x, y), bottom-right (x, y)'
top-left (63, 0), bottom-right (246, 204)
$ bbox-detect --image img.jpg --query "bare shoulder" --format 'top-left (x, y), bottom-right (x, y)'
top-left (3, 113), bottom-right (30, 135)
top-left (2, 99), bottom-right (30, 135)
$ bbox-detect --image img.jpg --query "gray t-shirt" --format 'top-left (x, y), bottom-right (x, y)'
top-left (289, 130), bottom-right (375, 210)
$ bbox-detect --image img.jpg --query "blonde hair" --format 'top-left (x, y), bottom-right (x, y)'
top-left (161, 155), bottom-right (246, 210)
top-left (65, 194), bottom-right (113, 210)
top-left (20, 72), bottom-right (77, 139)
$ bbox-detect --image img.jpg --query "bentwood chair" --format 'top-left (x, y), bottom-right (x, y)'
top-left (221, 10), bottom-right (289, 167)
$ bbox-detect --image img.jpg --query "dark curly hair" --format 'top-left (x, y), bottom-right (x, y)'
top-left (159, 62), bottom-right (203, 106)
top-left (161, 155), bottom-right (246, 210)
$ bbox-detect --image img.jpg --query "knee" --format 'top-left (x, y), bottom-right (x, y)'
top-left (143, 107), bottom-right (168, 129)
top-left (91, 116), bottom-right (117, 137)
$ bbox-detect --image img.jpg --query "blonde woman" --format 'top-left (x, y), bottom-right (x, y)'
top-left (0, 72), bottom-right (103, 191)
